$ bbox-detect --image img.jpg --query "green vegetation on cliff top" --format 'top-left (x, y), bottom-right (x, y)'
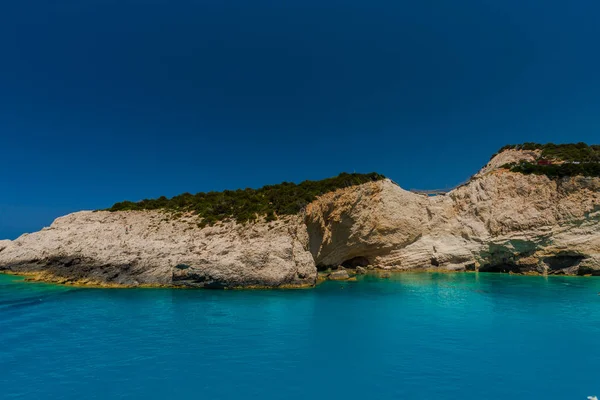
top-left (107, 143), bottom-right (599, 224)
top-left (496, 142), bottom-right (600, 162)
top-left (506, 162), bottom-right (600, 178)
top-left (108, 172), bottom-right (385, 225)
top-left (498, 142), bottom-right (600, 178)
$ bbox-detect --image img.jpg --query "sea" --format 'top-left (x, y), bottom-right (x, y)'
top-left (1, 272), bottom-right (599, 399)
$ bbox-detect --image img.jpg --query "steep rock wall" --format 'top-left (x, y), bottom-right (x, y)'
top-left (304, 180), bottom-right (429, 267)
top-left (305, 169), bottom-right (600, 274)
top-left (0, 211), bottom-right (316, 287)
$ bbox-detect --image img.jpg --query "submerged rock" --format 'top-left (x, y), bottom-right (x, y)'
top-left (328, 270), bottom-right (350, 280)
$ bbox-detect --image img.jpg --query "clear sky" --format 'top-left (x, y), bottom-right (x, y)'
top-left (1, 0), bottom-right (599, 239)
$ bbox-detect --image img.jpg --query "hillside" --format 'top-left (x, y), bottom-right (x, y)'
top-left (108, 172), bottom-right (386, 226)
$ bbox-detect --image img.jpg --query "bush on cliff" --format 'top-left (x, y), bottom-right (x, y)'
top-left (495, 142), bottom-right (600, 178)
top-left (107, 172), bottom-right (386, 225)
top-left (495, 142), bottom-right (600, 162)
top-left (501, 162), bottom-right (600, 178)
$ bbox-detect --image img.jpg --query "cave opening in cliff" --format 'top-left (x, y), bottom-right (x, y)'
top-left (341, 256), bottom-right (370, 269)
top-left (316, 256), bottom-right (370, 271)
top-left (478, 264), bottom-right (521, 273)
top-left (543, 255), bottom-right (585, 271)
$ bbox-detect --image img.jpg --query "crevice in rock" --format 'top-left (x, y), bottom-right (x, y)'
top-left (172, 272), bottom-right (228, 289)
top-left (202, 281), bottom-right (227, 289)
top-left (316, 264), bottom-right (329, 272)
top-left (577, 265), bottom-right (600, 276)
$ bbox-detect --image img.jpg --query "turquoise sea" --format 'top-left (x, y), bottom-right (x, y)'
top-left (1, 272), bottom-right (599, 399)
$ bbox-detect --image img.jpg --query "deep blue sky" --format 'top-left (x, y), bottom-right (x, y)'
top-left (1, 0), bottom-right (599, 239)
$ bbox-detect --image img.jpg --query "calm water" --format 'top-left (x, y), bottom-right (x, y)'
top-left (1, 273), bottom-right (599, 399)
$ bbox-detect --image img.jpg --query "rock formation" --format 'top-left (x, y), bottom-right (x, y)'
top-left (0, 212), bottom-right (315, 288)
top-left (1, 148), bottom-right (599, 287)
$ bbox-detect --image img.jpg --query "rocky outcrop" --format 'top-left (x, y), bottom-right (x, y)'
top-left (0, 213), bottom-right (315, 288)
top-left (1, 149), bottom-right (599, 287)
top-left (475, 148), bottom-right (540, 177)
top-left (305, 153), bottom-right (600, 276)
top-left (305, 180), bottom-right (429, 268)
top-left (328, 269), bottom-right (350, 280)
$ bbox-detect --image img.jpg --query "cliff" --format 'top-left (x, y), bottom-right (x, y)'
top-left (0, 212), bottom-right (315, 288)
top-left (1, 147), bottom-right (599, 287)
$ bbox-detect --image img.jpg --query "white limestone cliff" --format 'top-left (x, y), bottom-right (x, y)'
top-left (1, 149), bottom-right (599, 287)
top-left (0, 213), bottom-right (315, 287)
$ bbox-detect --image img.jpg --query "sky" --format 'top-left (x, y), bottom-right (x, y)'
top-left (1, 0), bottom-right (599, 239)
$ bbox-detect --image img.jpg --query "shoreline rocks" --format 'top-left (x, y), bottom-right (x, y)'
top-left (328, 269), bottom-right (350, 280)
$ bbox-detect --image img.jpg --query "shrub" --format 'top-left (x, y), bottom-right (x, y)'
top-left (504, 162), bottom-right (600, 178)
top-left (106, 172), bottom-right (386, 225)
top-left (495, 142), bottom-right (600, 162)
top-left (496, 143), bottom-right (600, 178)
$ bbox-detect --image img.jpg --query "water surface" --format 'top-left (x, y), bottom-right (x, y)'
top-left (1, 273), bottom-right (599, 399)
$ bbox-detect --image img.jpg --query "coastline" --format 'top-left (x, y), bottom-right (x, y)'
top-left (2, 267), bottom-right (597, 290)
top-left (2, 158), bottom-right (599, 289)
top-left (0, 269), bottom-right (316, 290)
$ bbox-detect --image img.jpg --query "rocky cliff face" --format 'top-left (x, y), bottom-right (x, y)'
top-left (305, 151), bottom-right (600, 275)
top-left (305, 172), bottom-right (599, 275)
top-left (0, 212), bottom-right (315, 288)
top-left (1, 150), bottom-right (599, 287)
